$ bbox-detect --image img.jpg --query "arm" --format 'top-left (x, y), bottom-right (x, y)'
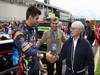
top-left (38, 59), bottom-right (44, 70)
top-left (14, 31), bottom-right (37, 57)
top-left (36, 31), bottom-right (47, 48)
top-left (59, 42), bottom-right (67, 62)
top-left (86, 41), bottom-right (94, 75)
top-left (61, 31), bottom-right (67, 43)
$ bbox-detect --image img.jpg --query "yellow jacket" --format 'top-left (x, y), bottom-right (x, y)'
top-left (37, 29), bottom-right (67, 54)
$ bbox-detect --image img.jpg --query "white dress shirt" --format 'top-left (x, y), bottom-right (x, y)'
top-left (73, 37), bottom-right (79, 52)
top-left (71, 37), bottom-right (79, 72)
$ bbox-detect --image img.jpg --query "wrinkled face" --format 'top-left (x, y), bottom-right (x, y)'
top-left (50, 20), bottom-right (58, 31)
top-left (70, 26), bottom-right (81, 37)
top-left (30, 15), bottom-right (39, 26)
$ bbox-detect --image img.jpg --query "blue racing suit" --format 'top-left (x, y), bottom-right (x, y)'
top-left (13, 22), bottom-right (39, 75)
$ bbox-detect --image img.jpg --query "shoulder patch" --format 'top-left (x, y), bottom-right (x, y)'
top-left (13, 31), bottom-right (23, 40)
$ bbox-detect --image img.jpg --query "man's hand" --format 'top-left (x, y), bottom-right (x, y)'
top-left (46, 51), bottom-right (58, 64)
top-left (37, 53), bottom-right (44, 59)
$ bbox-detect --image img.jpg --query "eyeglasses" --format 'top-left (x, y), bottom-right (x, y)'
top-left (70, 27), bottom-right (79, 30)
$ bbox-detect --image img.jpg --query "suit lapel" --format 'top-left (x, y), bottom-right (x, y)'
top-left (71, 38), bottom-right (81, 70)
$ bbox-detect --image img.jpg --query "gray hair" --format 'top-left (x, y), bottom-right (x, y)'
top-left (71, 21), bottom-right (84, 32)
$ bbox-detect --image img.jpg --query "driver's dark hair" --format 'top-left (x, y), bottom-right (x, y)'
top-left (26, 6), bottom-right (41, 20)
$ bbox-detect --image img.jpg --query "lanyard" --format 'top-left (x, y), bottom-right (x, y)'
top-left (51, 31), bottom-right (57, 54)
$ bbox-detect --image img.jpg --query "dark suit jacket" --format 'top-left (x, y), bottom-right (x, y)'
top-left (83, 27), bottom-right (95, 45)
top-left (59, 37), bottom-right (94, 75)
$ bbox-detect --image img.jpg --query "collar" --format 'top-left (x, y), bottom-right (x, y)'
top-left (24, 23), bottom-right (34, 30)
top-left (50, 29), bottom-right (58, 32)
top-left (73, 36), bottom-right (80, 41)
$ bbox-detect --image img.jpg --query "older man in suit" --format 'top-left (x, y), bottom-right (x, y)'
top-left (37, 16), bottom-right (66, 75)
top-left (59, 21), bottom-right (94, 75)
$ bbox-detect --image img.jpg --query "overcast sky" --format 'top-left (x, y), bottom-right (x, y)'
top-left (36, 0), bottom-right (100, 20)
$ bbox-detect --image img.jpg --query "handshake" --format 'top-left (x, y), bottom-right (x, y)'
top-left (37, 51), bottom-right (59, 64)
top-left (46, 51), bottom-right (59, 64)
